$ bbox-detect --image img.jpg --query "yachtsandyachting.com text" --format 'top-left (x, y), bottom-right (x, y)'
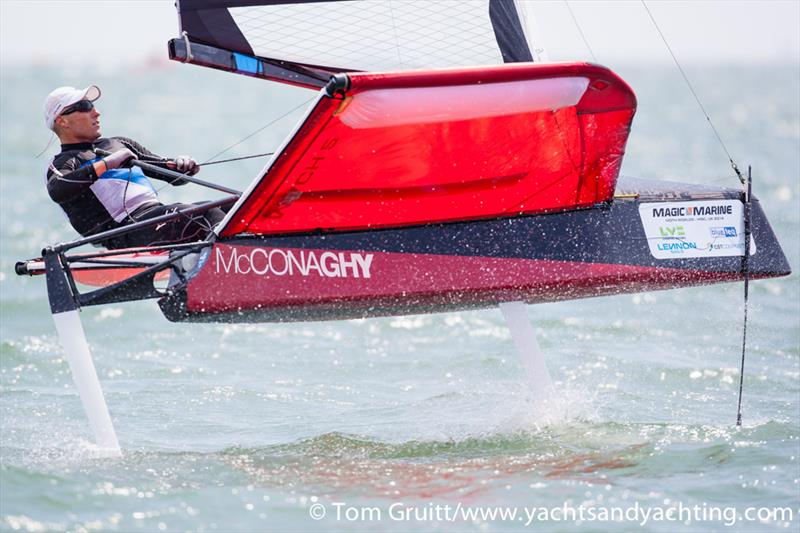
top-left (307, 500), bottom-right (796, 527)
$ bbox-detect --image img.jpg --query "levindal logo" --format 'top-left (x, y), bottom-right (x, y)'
top-left (215, 246), bottom-right (373, 278)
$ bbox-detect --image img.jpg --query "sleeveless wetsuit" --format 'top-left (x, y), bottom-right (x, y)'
top-left (46, 137), bottom-right (224, 249)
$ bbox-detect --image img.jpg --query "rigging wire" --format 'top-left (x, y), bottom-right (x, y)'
top-left (642, 2), bottom-right (754, 426)
top-left (145, 96), bottom-right (314, 197)
top-left (146, 152), bottom-right (275, 167)
top-left (640, 0), bottom-right (744, 184)
top-left (198, 96), bottom-right (315, 166)
top-left (564, 1), bottom-right (598, 63)
top-left (736, 166), bottom-right (753, 426)
top-left (78, 98), bottom-right (310, 240)
top-left (199, 152), bottom-right (274, 166)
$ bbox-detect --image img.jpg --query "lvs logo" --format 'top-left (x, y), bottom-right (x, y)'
top-left (659, 226), bottom-right (685, 237)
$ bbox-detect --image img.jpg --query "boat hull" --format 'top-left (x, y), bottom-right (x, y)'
top-left (159, 179), bottom-right (791, 323)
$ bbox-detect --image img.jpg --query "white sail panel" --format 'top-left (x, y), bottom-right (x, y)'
top-left (230, 0), bottom-right (515, 71)
top-left (174, 0), bottom-right (539, 86)
top-left (515, 0), bottom-right (549, 62)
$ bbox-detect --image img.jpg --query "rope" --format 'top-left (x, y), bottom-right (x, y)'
top-left (736, 166), bottom-right (753, 426)
top-left (641, 1), bottom-right (744, 184)
top-left (201, 152), bottom-right (274, 166)
top-left (565, 1), bottom-right (598, 62)
top-left (145, 152), bottom-right (274, 167)
top-left (35, 133), bottom-right (57, 158)
top-left (182, 31), bottom-right (194, 62)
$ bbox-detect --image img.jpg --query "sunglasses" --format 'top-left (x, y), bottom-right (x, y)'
top-left (60, 100), bottom-right (95, 116)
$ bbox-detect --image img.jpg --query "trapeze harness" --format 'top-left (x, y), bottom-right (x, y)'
top-left (46, 137), bottom-right (224, 249)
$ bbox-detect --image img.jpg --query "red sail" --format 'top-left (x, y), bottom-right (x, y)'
top-left (220, 62), bottom-right (636, 237)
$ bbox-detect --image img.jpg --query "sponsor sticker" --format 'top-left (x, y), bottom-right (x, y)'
top-left (639, 200), bottom-right (755, 259)
top-left (214, 246), bottom-right (374, 278)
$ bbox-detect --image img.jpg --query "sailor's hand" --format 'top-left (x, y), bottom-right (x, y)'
top-left (102, 148), bottom-right (137, 170)
top-left (168, 155), bottom-right (200, 177)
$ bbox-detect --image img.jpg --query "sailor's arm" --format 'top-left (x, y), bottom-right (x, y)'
top-left (114, 136), bottom-right (198, 184)
top-left (47, 150), bottom-right (136, 202)
top-left (46, 156), bottom-right (100, 202)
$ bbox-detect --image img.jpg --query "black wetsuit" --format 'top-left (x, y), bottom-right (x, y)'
top-left (46, 137), bottom-right (224, 249)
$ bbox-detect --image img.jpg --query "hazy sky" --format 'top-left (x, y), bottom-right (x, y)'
top-left (1, 0), bottom-right (798, 67)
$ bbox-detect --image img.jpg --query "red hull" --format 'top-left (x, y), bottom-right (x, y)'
top-left (160, 184), bottom-right (791, 322)
top-left (187, 244), bottom-right (755, 317)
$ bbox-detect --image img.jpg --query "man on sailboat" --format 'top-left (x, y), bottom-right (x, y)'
top-left (43, 85), bottom-right (226, 249)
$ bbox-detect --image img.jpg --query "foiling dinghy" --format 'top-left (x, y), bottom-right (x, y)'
top-left (16, 0), bottom-right (790, 451)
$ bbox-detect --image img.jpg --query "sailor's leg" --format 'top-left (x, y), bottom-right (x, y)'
top-left (45, 252), bottom-right (120, 453)
top-left (105, 203), bottom-right (219, 248)
top-left (499, 301), bottom-right (555, 400)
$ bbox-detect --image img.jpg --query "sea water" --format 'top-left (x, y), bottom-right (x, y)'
top-left (1, 63), bottom-right (797, 532)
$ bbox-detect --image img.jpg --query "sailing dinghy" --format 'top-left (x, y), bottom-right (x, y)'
top-left (15, 0), bottom-right (791, 449)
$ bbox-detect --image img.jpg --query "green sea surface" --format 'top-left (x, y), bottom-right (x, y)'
top-left (1, 62), bottom-right (798, 532)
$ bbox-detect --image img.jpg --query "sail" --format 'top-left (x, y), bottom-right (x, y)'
top-left (173, 0), bottom-right (543, 87)
top-left (218, 62), bottom-right (637, 237)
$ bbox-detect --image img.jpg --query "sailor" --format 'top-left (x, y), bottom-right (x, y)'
top-left (43, 85), bottom-right (226, 249)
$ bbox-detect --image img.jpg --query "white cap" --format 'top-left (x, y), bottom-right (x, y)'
top-left (43, 85), bottom-right (101, 131)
